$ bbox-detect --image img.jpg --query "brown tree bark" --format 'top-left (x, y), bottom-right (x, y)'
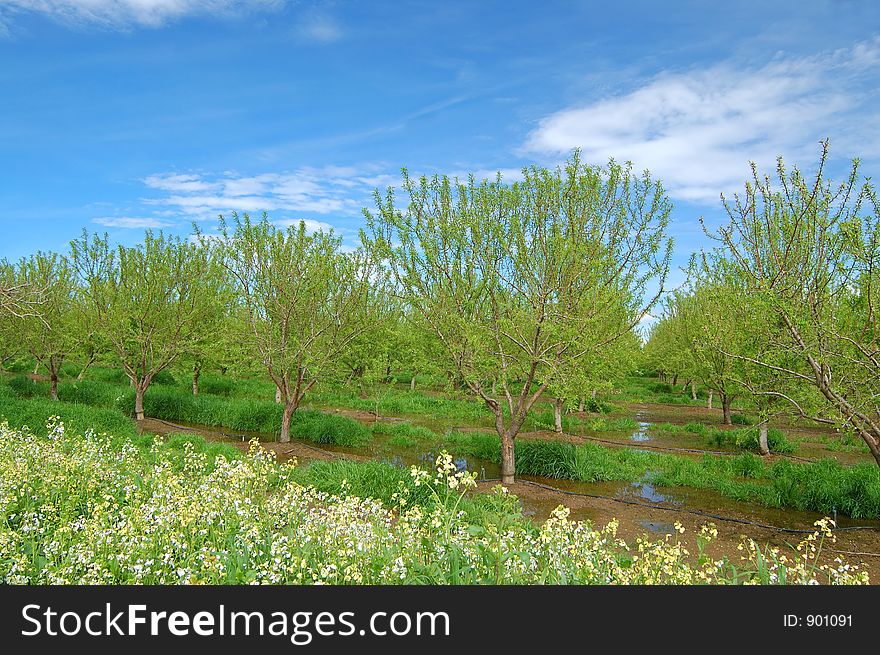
top-left (707, 390), bottom-right (713, 410)
top-left (135, 384), bottom-right (146, 421)
top-left (192, 366), bottom-right (200, 396)
top-left (758, 421), bottom-right (770, 456)
top-left (721, 394), bottom-right (732, 425)
top-left (554, 397), bottom-right (565, 433)
top-left (280, 400), bottom-right (295, 443)
top-left (76, 353), bottom-right (96, 381)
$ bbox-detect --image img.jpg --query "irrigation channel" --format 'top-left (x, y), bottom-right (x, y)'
top-left (138, 410), bottom-right (880, 579)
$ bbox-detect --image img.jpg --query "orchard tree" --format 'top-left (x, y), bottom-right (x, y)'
top-left (366, 153), bottom-right (672, 483)
top-left (0, 259), bottom-right (42, 322)
top-left (208, 214), bottom-right (385, 442)
top-left (548, 303), bottom-right (640, 432)
top-left (392, 312), bottom-right (444, 391)
top-left (70, 230), bottom-right (225, 420)
top-left (8, 252), bottom-right (80, 400)
top-left (704, 142), bottom-right (880, 465)
top-left (0, 262), bottom-right (23, 368)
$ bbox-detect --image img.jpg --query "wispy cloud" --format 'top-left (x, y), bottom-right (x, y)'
top-left (0, 0), bottom-right (284, 30)
top-left (141, 165), bottom-right (389, 221)
top-left (295, 12), bottom-right (342, 44)
top-left (93, 216), bottom-right (175, 228)
top-left (523, 37), bottom-right (880, 204)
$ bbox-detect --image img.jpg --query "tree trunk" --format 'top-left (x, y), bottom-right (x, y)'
top-left (192, 366), bottom-right (200, 396)
top-left (491, 379), bottom-right (497, 395)
top-left (866, 431), bottom-right (880, 468)
top-left (671, 374), bottom-right (678, 386)
top-left (707, 390), bottom-right (713, 410)
top-left (77, 354), bottom-right (96, 381)
top-left (682, 379), bottom-right (690, 391)
top-left (135, 384), bottom-right (146, 421)
top-left (578, 397), bottom-right (585, 412)
top-left (722, 394), bottom-right (732, 425)
top-left (33, 361), bottom-right (40, 375)
top-left (275, 386), bottom-right (282, 403)
top-left (554, 397), bottom-right (565, 434)
top-left (500, 431), bottom-right (515, 485)
top-left (279, 399), bottom-right (295, 443)
top-left (758, 421), bottom-right (770, 456)
top-left (690, 381), bottom-right (697, 401)
top-left (49, 370), bottom-right (58, 401)
top-left (410, 375), bottom-right (417, 391)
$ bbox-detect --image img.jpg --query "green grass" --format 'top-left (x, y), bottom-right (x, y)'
top-left (288, 457), bottom-right (519, 528)
top-left (0, 394), bottom-right (138, 440)
top-left (288, 411), bottom-right (371, 447)
top-left (652, 421), bottom-right (797, 455)
top-left (708, 426), bottom-right (797, 455)
top-left (289, 459), bottom-right (433, 507)
top-left (371, 420), bottom-right (437, 447)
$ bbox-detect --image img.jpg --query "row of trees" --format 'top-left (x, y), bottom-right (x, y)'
top-left (645, 142), bottom-right (880, 464)
top-left (0, 153), bottom-right (672, 482)
top-left (5, 145), bottom-right (875, 475)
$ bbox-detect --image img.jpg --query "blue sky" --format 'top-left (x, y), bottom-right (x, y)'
top-left (2, 0), bottom-right (880, 301)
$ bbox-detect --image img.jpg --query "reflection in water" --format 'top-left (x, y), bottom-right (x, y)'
top-left (623, 478), bottom-right (671, 504)
top-left (630, 418), bottom-right (653, 442)
top-left (639, 520), bottom-right (676, 534)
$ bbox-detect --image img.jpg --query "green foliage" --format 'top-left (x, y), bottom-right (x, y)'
top-left (311, 386), bottom-right (491, 420)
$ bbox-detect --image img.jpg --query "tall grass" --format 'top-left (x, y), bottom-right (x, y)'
top-left (654, 421), bottom-right (797, 455)
top-left (0, 395), bottom-right (137, 440)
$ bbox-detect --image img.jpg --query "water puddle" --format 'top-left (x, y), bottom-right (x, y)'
top-left (630, 414), bottom-right (653, 442)
top-left (639, 520), bottom-right (676, 534)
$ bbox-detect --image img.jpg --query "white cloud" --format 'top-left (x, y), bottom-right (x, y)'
top-left (0, 0), bottom-right (284, 30)
top-left (141, 165), bottom-right (387, 222)
top-left (523, 39), bottom-right (880, 204)
top-left (93, 216), bottom-right (174, 228)
top-left (296, 13), bottom-right (342, 44)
